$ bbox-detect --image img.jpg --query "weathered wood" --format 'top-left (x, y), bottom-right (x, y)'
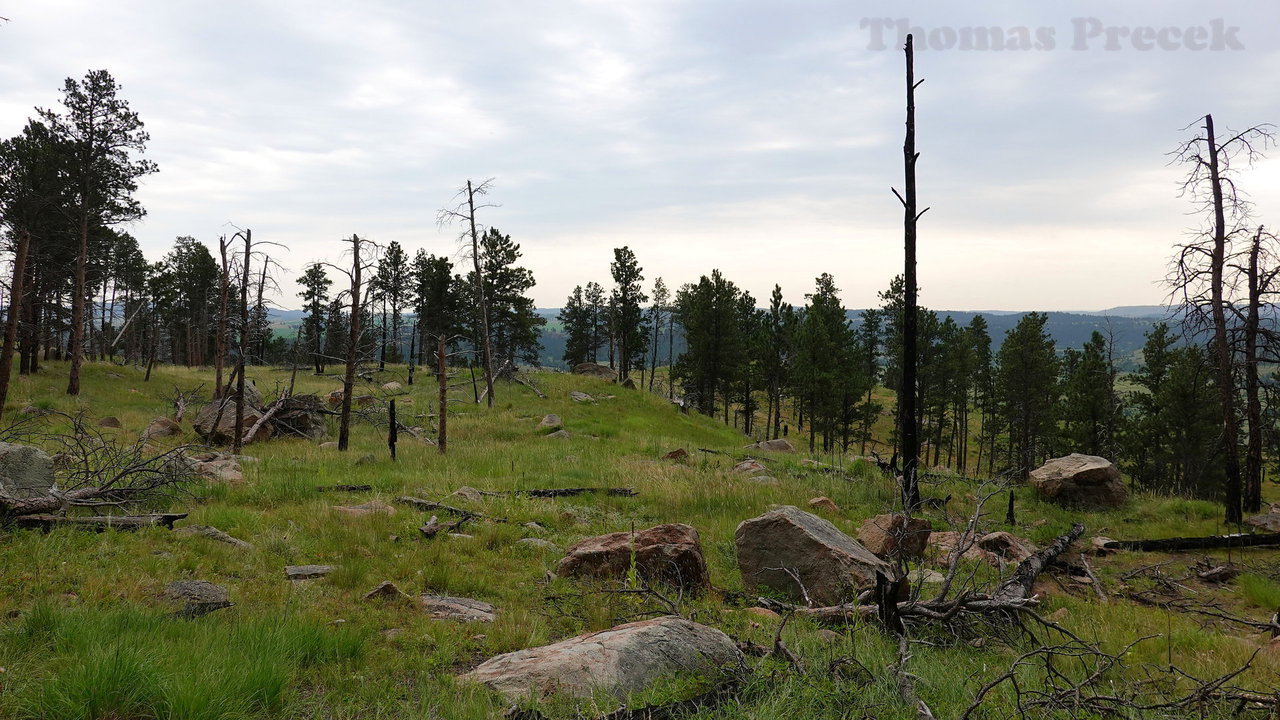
top-left (396, 495), bottom-right (477, 518)
top-left (11, 512), bottom-right (188, 532)
top-left (1104, 532), bottom-right (1280, 552)
top-left (504, 487), bottom-right (637, 498)
top-left (994, 522), bottom-right (1084, 603)
top-left (316, 484), bottom-right (373, 492)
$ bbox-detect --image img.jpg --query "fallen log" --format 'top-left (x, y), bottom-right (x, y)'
top-left (396, 495), bottom-right (477, 518)
top-left (1104, 533), bottom-right (1280, 552)
top-left (500, 487), bottom-right (637, 498)
top-left (316, 484), bottom-right (373, 492)
top-left (11, 512), bottom-right (188, 532)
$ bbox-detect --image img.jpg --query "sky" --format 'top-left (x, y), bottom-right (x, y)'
top-left (2, 1), bottom-right (1279, 312)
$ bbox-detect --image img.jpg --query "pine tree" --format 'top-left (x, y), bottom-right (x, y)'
top-left (584, 281), bottom-right (607, 363)
top-left (470, 228), bottom-right (543, 366)
top-left (297, 263), bottom-right (332, 374)
top-left (558, 285), bottom-right (593, 367)
top-left (609, 247), bottom-right (648, 381)
top-left (1062, 331), bottom-right (1117, 456)
top-left (995, 312), bottom-right (1060, 476)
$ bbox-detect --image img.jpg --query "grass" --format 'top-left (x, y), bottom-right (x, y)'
top-left (0, 360), bottom-right (1276, 718)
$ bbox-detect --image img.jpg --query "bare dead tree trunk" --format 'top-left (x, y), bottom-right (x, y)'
top-left (0, 229), bottom-right (31, 419)
top-left (894, 34), bottom-right (926, 510)
top-left (1205, 114), bottom-right (1243, 524)
top-left (437, 334), bottom-right (448, 455)
top-left (1244, 226), bottom-right (1265, 513)
top-left (233, 229), bottom-right (252, 455)
top-left (214, 236), bottom-right (230, 400)
top-left (339, 234), bottom-right (364, 451)
top-left (66, 207), bottom-right (88, 396)
top-left (465, 180), bottom-right (496, 407)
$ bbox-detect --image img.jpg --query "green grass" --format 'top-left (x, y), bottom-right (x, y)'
top-left (0, 360), bottom-right (1276, 719)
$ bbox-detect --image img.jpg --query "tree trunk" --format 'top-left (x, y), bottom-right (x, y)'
top-left (466, 181), bottom-right (496, 407)
top-left (214, 236), bottom-right (230, 399)
top-left (339, 235), bottom-right (363, 451)
top-left (898, 34), bottom-right (923, 509)
top-left (1244, 227), bottom-right (1264, 513)
top-left (67, 207), bottom-right (88, 395)
top-left (233, 230), bottom-right (251, 454)
top-left (0, 229), bottom-right (31, 419)
top-left (437, 334), bottom-right (448, 455)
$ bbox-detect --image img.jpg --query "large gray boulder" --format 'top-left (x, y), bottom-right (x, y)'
top-left (572, 362), bottom-right (618, 382)
top-left (1029, 454), bottom-right (1128, 507)
top-left (736, 506), bottom-right (893, 606)
top-left (461, 616), bottom-right (743, 700)
top-left (192, 399), bottom-right (271, 445)
top-left (0, 442), bottom-right (54, 499)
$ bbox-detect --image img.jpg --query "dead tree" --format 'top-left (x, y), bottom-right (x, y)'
top-left (891, 34), bottom-right (930, 511)
top-left (213, 235), bottom-right (231, 399)
top-left (1234, 226), bottom-right (1280, 513)
top-left (1170, 115), bottom-right (1274, 523)
top-left (323, 234), bottom-right (379, 451)
top-left (437, 178), bottom-right (497, 408)
top-left (0, 228), bottom-right (30, 420)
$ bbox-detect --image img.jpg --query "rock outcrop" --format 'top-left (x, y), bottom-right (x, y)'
top-left (735, 506), bottom-right (892, 605)
top-left (571, 363), bottom-right (618, 382)
top-left (461, 616), bottom-right (743, 700)
top-left (192, 399), bottom-right (271, 445)
top-left (557, 523), bottom-right (710, 593)
top-left (1029, 454), bottom-right (1128, 507)
top-left (0, 442), bottom-right (54, 499)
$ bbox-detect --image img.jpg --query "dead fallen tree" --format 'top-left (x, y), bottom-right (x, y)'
top-left (488, 487), bottom-right (637, 498)
top-left (1104, 532), bottom-right (1280, 552)
top-left (11, 512), bottom-right (188, 531)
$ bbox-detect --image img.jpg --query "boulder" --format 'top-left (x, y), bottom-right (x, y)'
top-left (461, 616), bottom-right (743, 700)
top-left (977, 532), bottom-right (1038, 563)
top-left (192, 455), bottom-right (245, 484)
top-left (538, 414), bottom-right (562, 428)
top-left (1028, 454), bottom-right (1128, 507)
top-left (808, 497), bottom-right (840, 514)
top-left (192, 399), bottom-right (271, 445)
top-left (928, 531), bottom-right (1001, 566)
top-left (242, 379), bottom-right (264, 408)
top-left (572, 363), bottom-right (618, 382)
top-left (747, 438), bottom-right (795, 453)
top-left (857, 513), bottom-right (931, 559)
top-left (557, 523), bottom-right (710, 593)
top-left (1245, 514), bottom-right (1280, 533)
top-left (0, 442), bottom-right (54, 499)
top-left (142, 417), bottom-right (182, 440)
top-left (272, 394), bottom-right (327, 440)
top-left (163, 580), bottom-right (232, 617)
top-left (735, 506), bottom-right (893, 606)
top-left (97, 416), bottom-right (122, 429)
top-left (418, 594), bottom-right (496, 622)
top-left (451, 486), bottom-right (483, 502)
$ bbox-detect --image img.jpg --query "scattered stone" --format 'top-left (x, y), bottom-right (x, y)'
top-left (545, 429), bottom-right (572, 439)
top-left (381, 628), bottom-right (405, 640)
top-left (817, 629), bottom-right (844, 643)
top-left (451, 486), bottom-right (484, 502)
top-left (557, 523), bottom-right (710, 593)
top-left (363, 581), bottom-right (410, 601)
top-left (743, 607), bottom-right (780, 620)
top-left (747, 438), bottom-right (795, 453)
top-left (571, 363), bottom-right (618, 381)
top-left (516, 538), bottom-right (560, 552)
top-left (620, 377), bottom-right (637, 389)
top-left (523, 521), bottom-right (546, 532)
top-left (419, 594), bottom-right (496, 622)
top-left (538, 414), bottom-right (562, 428)
top-left (569, 391), bottom-right (593, 403)
top-left (142, 417), bottom-right (182, 440)
top-left (192, 399), bottom-right (272, 445)
top-left (0, 442), bottom-right (54, 499)
top-left (977, 532), bottom-right (1038, 563)
top-left (733, 459), bottom-right (766, 474)
top-left (736, 506), bottom-right (893, 606)
top-left (661, 448), bottom-right (689, 461)
top-left (1045, 608), bottom-right (1070, 622)
top-left (355, 453), bottom-right (377, 465)
top-left (382, 381), bottom-right (403, 391)
top-left (927, 531), bottom-right (1004, 567)
top-left (808, 496), bottom-right (840, 514)
top-left (1028, 454), bottom-right (1129, 507)
top-left (327, 390), bottom-right (345, 407)
top-left (319, 441), bottom-right (339, 449)
top-left (857, 513), bottom-right (932, 560)
top-left (97, 416), bottom-right (122, 428)
top-left (333, 500), bottom-right (396, 518)
top-left (1245, 513), bottom-right (1280, 533)
top-left (449, 533), bottom-right (474, 539)
top-left (286, 564), bottom-right (334, 581)
top-left (184, 454), bottom-right (245, 484)
top-left (355, 395), bottom-right (376, 408)
top-left (460, 616), bottom-right (743, 700)
top-left (173, 524), bottom-right (252, 549)
top-left (164, 580), bottom-right (233, 618)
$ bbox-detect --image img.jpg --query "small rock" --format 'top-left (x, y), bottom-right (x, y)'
top-left (97, 416), bottom-right (122, 428)
top-left (381, 628), bottom-right (405, 640)
top-left (363, 581), bottom-right (410, 601)
top-left (733, 459), bottom-right (766, 474)
top-left (571, 363), bottom-right (617, 381)
top-left (449, 533), bottom-right (474, 539)
top-left (1090, 536), bottom-right (1117, 556)
top-left (332, 500), bottom-right (396, 518)
top-left (749, 475), bottom-right (777, 484)
top-left (545, 429), bottom-right (571, 439)
top-left (142, 417), bottom-right (182, 440)
top-left (909, 568), bottom-right (945, 584)
top-left (858, 513), bottom-right (932, 560)
top-left (164, 580), bottom-right (233, 618)
top-left (743, 607), bottom-right (780, 620)
top-left (355, 453), bottom-right (376, 465)
top-left (558, 523), bottom-right (710, 593)
top-left (516, 538), bottom-right (560, 552)
top-left (662, 448), bottom-right (689, 460)
top-left (522, 521), bottom-right (546, 532)
top-left (569, 391), bottom-right (593, 403)
top-left (451, 486), bottom-right (483, 502)
top-left (817, 629), bottom-right (844, 643)
top-left (808, 496), bottom-right (840, 514)
top-left (1045, 607), bottom-right (1070, 622)
top-left (746, 438), bottom-right (795, 453)
top-left (173, 524), bottom-right (252, 549)
top-left (978, 532), bottom-right (1038, 563)
top-left (319, 441), bottom-right (339, 449)
top-left (381, 381), bottom-right (402, 391)
top-left (537, 414), bottom-right (562, 428)
top-left (620, 377), bottom-right (637, 389)
top-left (418, 594), bottom-right (496, 622)
top-left (286, 564), bottom-right (335, 581)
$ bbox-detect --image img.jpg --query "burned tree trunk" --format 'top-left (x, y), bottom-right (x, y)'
top-left (0, 229), bottom-right (30, 420)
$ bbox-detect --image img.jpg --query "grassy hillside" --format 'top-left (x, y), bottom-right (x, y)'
top-left (0, 362), bottom-right (1277, 719)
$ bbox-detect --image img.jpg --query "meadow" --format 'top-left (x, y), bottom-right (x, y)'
top-left (0, 361), bottom-right (1277, 719)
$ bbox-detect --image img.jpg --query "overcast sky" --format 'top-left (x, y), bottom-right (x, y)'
top-left (3, 1), bottom-right (1278, 311)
